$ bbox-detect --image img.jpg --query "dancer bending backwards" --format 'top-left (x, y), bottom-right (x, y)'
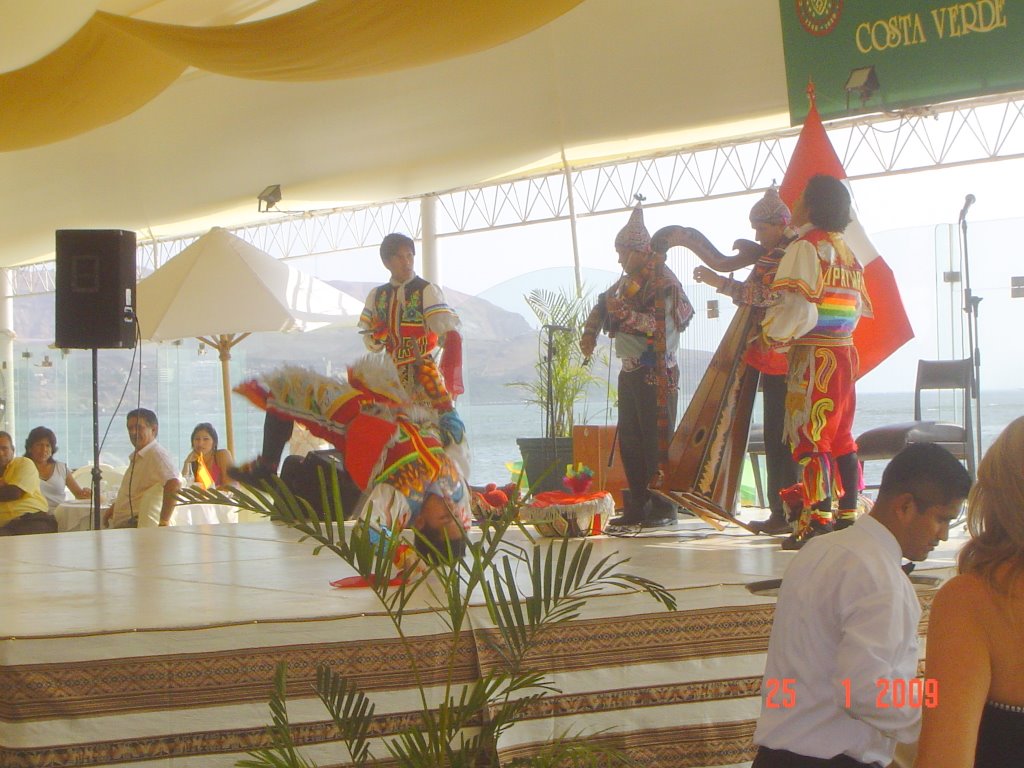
top-left (234, 355), bottom-right (471, 562)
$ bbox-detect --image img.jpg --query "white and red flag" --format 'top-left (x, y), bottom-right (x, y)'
top-left (778, 88), bottom-right (914, 377)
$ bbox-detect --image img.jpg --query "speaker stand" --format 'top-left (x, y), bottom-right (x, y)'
top-left (90, 348), bottom-right (102, 530)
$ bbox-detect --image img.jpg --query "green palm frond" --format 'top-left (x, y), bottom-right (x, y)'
top-left (314, 665), bottom-right (375, 765)
top-left (510, 286), bottom-right (609, 438)
top-left (236, 663), bottom-right (318, 768)
top-left (224, 469), bottom-right (673, 768)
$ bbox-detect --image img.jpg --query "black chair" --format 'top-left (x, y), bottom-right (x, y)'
top-left (856, 358), bottom-right (976, 485)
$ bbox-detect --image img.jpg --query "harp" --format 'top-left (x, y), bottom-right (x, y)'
top-left (650, 226), bottom-right (761, 531)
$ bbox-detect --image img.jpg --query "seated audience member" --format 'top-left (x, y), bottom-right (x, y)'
top-left (102, 409), bottom-right (181, 528)
top-left (233, 356), bottom-right (470, 564)
top-left (0, 430), bottom-right (55, 535)
top-left (180, 422), bottom-right (234, 488)
top-left (914, 416), bottom-right (1024, 768)
top-left (752, 443), bottom-right (971, 768)
top-left (25, 426), bottom-right (91, 513)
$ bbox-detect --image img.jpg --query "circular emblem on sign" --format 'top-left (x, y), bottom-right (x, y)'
top-left (795, 0), bottom-right (843, 36)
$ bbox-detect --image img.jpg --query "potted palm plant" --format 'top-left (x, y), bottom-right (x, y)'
top-left (511, 288), bottom-right (606, 494)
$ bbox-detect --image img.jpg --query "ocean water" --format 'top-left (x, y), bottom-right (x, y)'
top-left (459, 389), bottom-right (1023, 489)
top-left (20, 388), bottom-right (1022, 492)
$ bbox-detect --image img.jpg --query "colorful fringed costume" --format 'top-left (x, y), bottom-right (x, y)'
top-left (235, 356), bottom-right (472, 541)
top-left (359, 275), bottom-right (463, 411)
top-left (582, 199), bottom-right (694, 526)
top-left (763, 225), bottom-right (872, 535)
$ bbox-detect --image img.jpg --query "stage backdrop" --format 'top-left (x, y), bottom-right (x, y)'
top-left (779, 0), bottom-right (1023, 122)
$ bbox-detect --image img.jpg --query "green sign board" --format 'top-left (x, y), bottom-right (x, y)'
top-left (779, 0), bottom-right (1024, 123)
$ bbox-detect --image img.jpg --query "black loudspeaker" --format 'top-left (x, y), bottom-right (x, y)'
top-left (55, 229), bottom-right (137, 349)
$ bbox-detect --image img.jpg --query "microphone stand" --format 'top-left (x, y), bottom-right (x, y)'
top-left (959, 209), bottom-right (982, 471)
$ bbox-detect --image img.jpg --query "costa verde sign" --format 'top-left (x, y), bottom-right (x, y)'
top-left (780, 0), bottom-right (1022, 123)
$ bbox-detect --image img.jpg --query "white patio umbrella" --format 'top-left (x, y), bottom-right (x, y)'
top-left (137, 226), bottom-right (362, 453)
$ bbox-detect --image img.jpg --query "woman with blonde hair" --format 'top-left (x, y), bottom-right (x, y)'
top-left (915, 416), bottom-right (1024, 767)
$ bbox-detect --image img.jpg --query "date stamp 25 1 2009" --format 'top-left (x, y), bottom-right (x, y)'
top-left (842, 677), bottom-right (939, 709)
top-left (764, 678), bottom-right (939, 709)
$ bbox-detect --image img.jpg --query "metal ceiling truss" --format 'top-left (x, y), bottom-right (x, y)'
top-left (11, 91), bottom-right (1024, 297)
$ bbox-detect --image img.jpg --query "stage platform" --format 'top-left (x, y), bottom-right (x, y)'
top-left (0, 513), bottom-right (966, 768)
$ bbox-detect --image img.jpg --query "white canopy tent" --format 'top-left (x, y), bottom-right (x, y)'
top-left (137, 226), bottom-right (362, 453)
top-left (0, 0), bottom-right (791, 268)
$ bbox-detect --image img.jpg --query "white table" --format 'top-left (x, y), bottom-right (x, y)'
top-left (53, 500), bottom-right (243, 531)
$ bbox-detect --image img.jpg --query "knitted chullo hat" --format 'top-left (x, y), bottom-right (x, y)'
top-left (749, 185), bottom-right (791, 226)
top-left (614, 194), bottom-right (651, 254)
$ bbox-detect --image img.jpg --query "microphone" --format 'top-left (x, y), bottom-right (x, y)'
top-left (959, 194), bottom-right (976, 222)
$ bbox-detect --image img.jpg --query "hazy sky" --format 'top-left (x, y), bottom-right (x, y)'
top-left (304, 156), bottom-right (1024, 393)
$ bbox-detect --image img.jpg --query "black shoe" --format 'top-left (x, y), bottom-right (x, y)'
top-left (642, 512), bottom-right (678, 529)
top-left (780, 518), bottom-right (833, 550)
top-left (641, 497), bottom-right (678, 529)
top-left (607, 509), bottom-right (645, 528)
top-left (228, 457), bottom-right (276, 485)
top-left (749, 515), bottom-right (792, 535)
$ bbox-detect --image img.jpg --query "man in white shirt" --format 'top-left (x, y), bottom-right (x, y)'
top-left (752, 443), bottom-right (971, 768)
top-left (103, 409), bottom-right (181, 528)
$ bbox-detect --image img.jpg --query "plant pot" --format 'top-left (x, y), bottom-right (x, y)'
top-left (516, 436), bottom-right (574, 494)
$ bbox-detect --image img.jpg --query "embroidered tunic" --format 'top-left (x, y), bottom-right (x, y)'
top-left (359, 275), bottom-right (460, 409)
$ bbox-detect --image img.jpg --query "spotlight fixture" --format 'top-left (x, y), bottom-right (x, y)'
top-left (844, 66), bottom-right (879, 109)
top-left (257, 184), bottom-right (283, 212)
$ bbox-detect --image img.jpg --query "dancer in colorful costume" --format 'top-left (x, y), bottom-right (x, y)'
top-left (234, 355), bottom-right (471, 563)
top-left (762, 174), bottom-right (872, 549)
top-left (242, 232), bottom-right (466, 478)
top-left (359, 232), bottom-right (463, 412)
top-left (581, 197), bottom-right (694, 530)
top-left (691, 186), bottom-right (800, 534)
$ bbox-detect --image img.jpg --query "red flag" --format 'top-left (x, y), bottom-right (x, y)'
top-left (778, 89), bottom-right (914, 378)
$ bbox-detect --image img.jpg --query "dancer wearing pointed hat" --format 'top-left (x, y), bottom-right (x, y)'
top-left (581, 196), bottom-right (694, 530)
top-left (690, 185), bottom-right (801, 534)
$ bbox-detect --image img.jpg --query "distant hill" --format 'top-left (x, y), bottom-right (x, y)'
top-left (13, 277), bottom-right (711, 407)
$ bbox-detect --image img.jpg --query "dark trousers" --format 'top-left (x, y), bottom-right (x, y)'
top-left (617, 367), bottom-right (677, 513)
top-left (261, 411), bottom-right (295, 471)
top-left (762, 373), bottom-right (799, 517)
top-left (0, 511), bottom-right (58, 536)
top-left (752, 746), bottom-right (882, 768)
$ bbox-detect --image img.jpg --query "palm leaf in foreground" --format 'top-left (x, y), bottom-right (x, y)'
top-left (236, 663), bottom-right (318, 768)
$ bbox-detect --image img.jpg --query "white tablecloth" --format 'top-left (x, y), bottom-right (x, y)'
top-left (53, 500), bottom-right (242, 531)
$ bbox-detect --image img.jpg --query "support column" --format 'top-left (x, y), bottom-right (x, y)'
top-left (421, 194), bottom-right (439, 285)
top-left (561, 151), bottom-right (583, 297)
top-left (0, 269), bottom-right (15, 434)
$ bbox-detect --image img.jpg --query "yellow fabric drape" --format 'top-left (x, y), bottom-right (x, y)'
top-left (0, 0), bottom-right (583, 152)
